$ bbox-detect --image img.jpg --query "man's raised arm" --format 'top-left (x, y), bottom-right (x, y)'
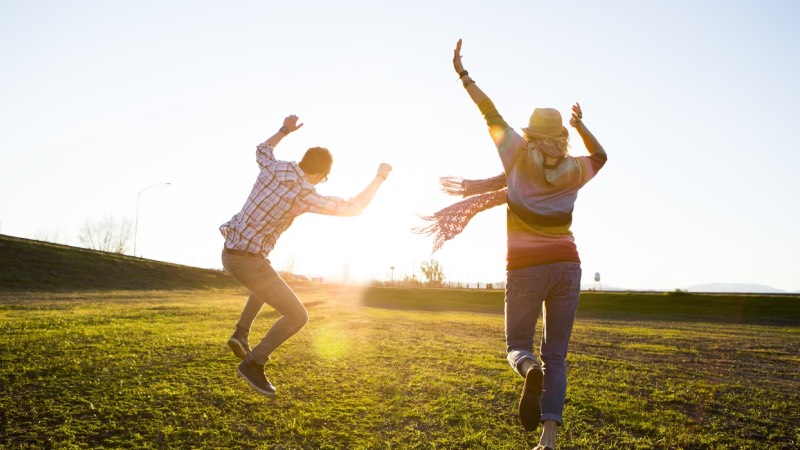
top-left (354, 163), bottom-right (393, 209)
top-left (265, 114), bottom-right (304, 148)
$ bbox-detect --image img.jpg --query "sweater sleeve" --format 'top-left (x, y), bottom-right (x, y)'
top-left (575, 152), bottom-right (608, 187)
top-left (477, 99), bottom-right (527, 173)
top-left (478, 98), bottom-right (509, 130)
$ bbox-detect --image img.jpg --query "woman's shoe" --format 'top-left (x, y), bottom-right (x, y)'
top-left (519, 365), bottom-right (544, 431)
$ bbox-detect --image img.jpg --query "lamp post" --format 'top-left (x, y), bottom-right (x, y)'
top-left (134, 182), bottom-right (171, 257)
top-left (390, 266), bottom-right (395, 286)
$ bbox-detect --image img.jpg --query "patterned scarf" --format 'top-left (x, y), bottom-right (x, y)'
top-left (415, 140), bottom-right (568, 252)
top-left (415, 174), bottom-right (508, 252)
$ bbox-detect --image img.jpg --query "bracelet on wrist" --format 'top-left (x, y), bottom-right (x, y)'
top-left (458, 70), bottom-right (469, 79)
top-left (462, 78), bottom-right (475, 88)
top-left (376, 174), bottom-right (387, 180)
top-left (279, 126), bottom-right (289, 135)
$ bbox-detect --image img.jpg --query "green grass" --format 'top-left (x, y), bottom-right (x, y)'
top-left (2, 286), bottom-right (798, 449)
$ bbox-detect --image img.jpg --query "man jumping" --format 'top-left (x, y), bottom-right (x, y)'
top-left (219, 114), bottom-right (392, 395)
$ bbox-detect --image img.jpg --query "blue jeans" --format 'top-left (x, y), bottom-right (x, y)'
top-left (221, 249), bottom-right (309, 365)
top-left (505, 262), bottom-right (581, 425)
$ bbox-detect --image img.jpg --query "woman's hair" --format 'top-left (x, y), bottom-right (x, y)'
top-left (525, 137), bottom-right (570, 157)
top-left (299, 147), bottom-right (333, 175)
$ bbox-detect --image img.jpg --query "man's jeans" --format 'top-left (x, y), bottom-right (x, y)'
top-left (221, 250), bottom-right (309, 365)
top-left (505, 262), bottom-right (581, 425)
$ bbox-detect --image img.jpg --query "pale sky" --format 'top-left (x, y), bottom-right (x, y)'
top-left (2, 1), bottom-right (799, 292)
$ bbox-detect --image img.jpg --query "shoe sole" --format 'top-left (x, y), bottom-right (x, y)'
top-left (236, 366), bottom-right (276, 396)
top-left (228, 338), bottom-right (249, 359)
top-left (519, 367), bottom-right (543, 431)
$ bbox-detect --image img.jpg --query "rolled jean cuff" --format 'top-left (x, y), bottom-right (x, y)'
top-left (507, 350), bottom-right (539, 378)
top-left (250, 353), bottom-right (271, 365)
top-left (541, 413), bottom-right (562, 425)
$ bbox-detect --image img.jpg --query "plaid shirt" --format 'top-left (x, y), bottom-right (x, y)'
top-left (220, 141), bottom-right (363, 258)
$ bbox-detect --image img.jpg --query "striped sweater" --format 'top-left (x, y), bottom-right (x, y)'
top-left (478, 99), bottom-right (607, 270)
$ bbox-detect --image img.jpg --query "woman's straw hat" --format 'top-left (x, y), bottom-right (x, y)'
top-left (521, 108), bottom-right (567, 140)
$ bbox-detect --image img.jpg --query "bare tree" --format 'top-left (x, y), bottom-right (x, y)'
top-left (78, 215), bottom-right (133, 254)
top-left (420, 259), bottom-right (446, 288)
top-left (34, 229), bottom-right (69, 245)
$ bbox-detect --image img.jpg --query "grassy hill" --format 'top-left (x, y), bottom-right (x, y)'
top-left (0, 234), bottom-right (239, 291)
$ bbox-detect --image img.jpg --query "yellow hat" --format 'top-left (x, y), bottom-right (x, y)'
top-left (521, 108), bottom-right (567, 140)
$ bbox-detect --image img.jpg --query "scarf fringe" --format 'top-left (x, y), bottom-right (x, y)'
top-left (414, 188), bottom-right (508, 252)
top-left (439, 173), bottom-right (507, 197)
top-left (417, 139), bottom-right (569, 252)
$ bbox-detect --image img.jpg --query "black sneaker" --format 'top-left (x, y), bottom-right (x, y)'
top-left (519, 365), bottom-right (543, 431)
top-left (237, 357), bottom-right (276, 396)
top-left (228, 330), bottom-right (251, 359)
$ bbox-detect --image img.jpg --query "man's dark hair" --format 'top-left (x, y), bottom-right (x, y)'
top-left (299, 147), bottom-right (333, 175)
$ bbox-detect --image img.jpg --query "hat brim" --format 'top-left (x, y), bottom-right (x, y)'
top-left (521, 127), bottom-right (567, 140)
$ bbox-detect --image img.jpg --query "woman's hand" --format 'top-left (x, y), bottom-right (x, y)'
top-left (569, 103), bottom-right (583, 128)
top-left (569, 102), bottom-right (605, 155)
top-left (453, 39), bottom-right (465, 74)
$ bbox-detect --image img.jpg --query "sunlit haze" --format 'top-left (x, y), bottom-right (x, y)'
top-left (2, 1), bottom-right (799, 292)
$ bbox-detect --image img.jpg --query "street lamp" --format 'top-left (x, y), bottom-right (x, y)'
top-left (134, 182), bottom-right (171, 257)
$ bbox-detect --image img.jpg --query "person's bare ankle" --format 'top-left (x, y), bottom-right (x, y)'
top-left (538, 420), bottom-right (557, 449)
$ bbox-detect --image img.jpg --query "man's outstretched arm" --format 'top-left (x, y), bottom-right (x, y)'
top-left (353, 163), bottom-right (393, 209)
top-left (302, 163), bottom-right (393, 217)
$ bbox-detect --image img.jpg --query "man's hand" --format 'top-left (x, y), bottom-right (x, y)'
top-left (453, 39), bottom-right (465, 74)
top-left (282, 115), bottom-right (304, 134)
top-left (377, 163), bottom-right (392, 179)
top-left (569, 103), bottom-right (583, 128)
top-left (267, 115), bottom-right (303, 147)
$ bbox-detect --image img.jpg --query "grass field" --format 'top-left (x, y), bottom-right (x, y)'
top-left (1, 286), bottom-right (798, 449)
